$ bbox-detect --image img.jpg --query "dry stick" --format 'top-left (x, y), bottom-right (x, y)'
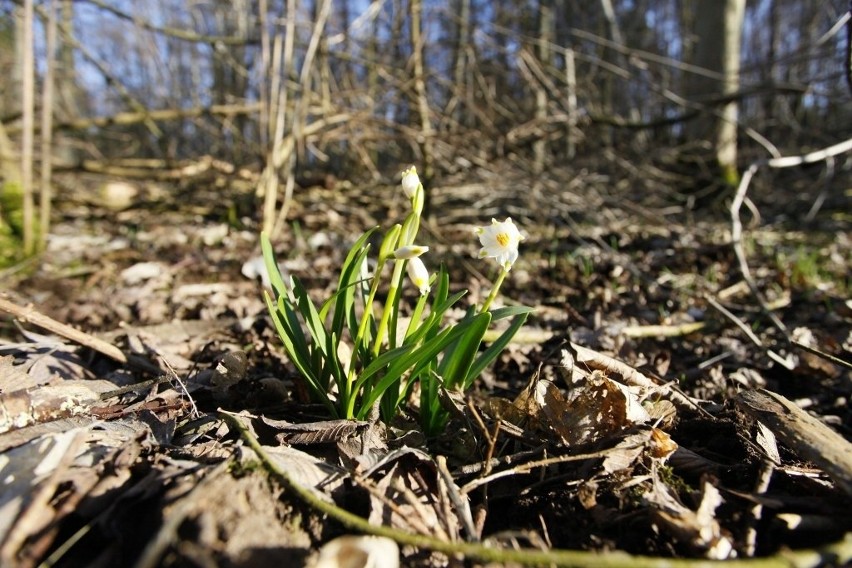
top-left (436, 455), bottom-right (479, 543)
top-left (790, 339), bottom-right (852, 371)
top-left (270, 0), bottom-right (332, 240)
top-left (220, 411), bottom-right (851, 567)
top-left (0, 296), bottom-right (160, 375)
top-left (704, 295), bottom-right (766, 347)
top-left (259, 0), bottom-right (296, 236)
top-left (6, 103), bottom-right (263, 135)
top-left (459, 445), bottom-right (634, 496)
top-left (744, 460), bottom-right (775, 558)
top-left (730, 137), bottom-right (852, 342)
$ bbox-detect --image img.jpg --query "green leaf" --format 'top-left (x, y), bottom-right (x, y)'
top-left (264, 291), bottom-right (335, 415)
top-left (260, 232), bottom-right (288, 299)
top-left (328, 229), bottom-right (376, 333)
top-left (291, 276), bottom-right (329, 357)
top-left (440, 311), bottom-right (492, 391)
top-left (488, 305), bottom-right (536, 321)
top-left (467, 311), bottom-right (531, 389)
top-left (356, 313), bottom-right (491, 419)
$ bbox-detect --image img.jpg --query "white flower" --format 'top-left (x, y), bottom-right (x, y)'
top-left (400, 166), bottom-right (420, 199)
top-left (393, 245), bottom-right (429, 260)
top-left (475, 217), bottom-right (523, 270)
top-left (406, 257), bottom-right (431, 295)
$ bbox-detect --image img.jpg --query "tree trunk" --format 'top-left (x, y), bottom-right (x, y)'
top-left (409, 0), bottom-right (434, 201)
top-left (684, 0), bottom-right (746, 185)
top-left (533, 0), bottom-right (553, 175)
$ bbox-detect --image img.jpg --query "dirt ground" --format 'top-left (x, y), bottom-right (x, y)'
top-left (1, 161), bottom-right (850, 567)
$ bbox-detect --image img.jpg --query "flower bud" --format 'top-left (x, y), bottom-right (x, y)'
top-left (400, 166), bottom-right (420, 199)
top-left (406, 257), bottom-right (431, 295)
top-left (393, 245), bottom-right (429, 260)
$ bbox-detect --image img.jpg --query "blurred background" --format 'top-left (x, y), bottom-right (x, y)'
top-left (0, 0), bottom-right (850, 262)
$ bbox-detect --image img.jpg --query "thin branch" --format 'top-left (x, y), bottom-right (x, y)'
top-left (220, 410), bottom-right (852, 567)
top-left (80, 0), bottom-right (257, 46)
top-left (5, 103), bottom-right (263, 135)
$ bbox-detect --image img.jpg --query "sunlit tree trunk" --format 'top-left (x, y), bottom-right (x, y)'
top-left (21, 0), bottom-right (35, 255)
top-left (409, 0), bottom-right (434, 197)
top-left (533, 0), bottom-right (553, 175)
top-left (447, 0), bottom-right (471, 131)
top-left (685, 0), bottom-right (746, 185)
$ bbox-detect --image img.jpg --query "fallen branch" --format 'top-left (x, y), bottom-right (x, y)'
top-left (5, 103), bottom-right (263, 135)
top-left (0, 296), bottom-right (160, 375)
top-left (735, 388), bottom-right (852, 498)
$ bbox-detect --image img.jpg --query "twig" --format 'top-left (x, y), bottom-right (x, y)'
top-left (436, 455), bottom-right (478, 542)
top-left (744, 460), bottom-right (774, 557)
top-left (729, 137), bottom-right (852, 341)
top-left (704, 295), bottom-right (763, 346)
top-left (705, 295), bottom-right (792, 369)
top-left (620, 322), bottom-right (706, 338)
top-left (220, 410), bottom-right (852, 567)
top-left (161, 356), bottom-right (200, 419)
top-left (791, 339), bottom-right (852, 371)
top-left (0, 296), bottom-right (160, 374)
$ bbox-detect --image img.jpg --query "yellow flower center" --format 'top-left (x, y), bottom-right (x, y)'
top-left (496, 232), bottom-right (510, 247)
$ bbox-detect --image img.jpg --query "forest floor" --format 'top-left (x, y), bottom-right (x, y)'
top-left (1, 159), bottom-right (850, 567)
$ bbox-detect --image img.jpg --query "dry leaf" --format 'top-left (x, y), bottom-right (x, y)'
top-left (534, 371), bottom-right (650, 447)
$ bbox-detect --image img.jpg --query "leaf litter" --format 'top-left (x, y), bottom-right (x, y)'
top-left (0, 165), bottom-right (850, 567)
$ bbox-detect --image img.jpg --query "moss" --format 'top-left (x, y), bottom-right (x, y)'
top-left (0, 179), bottom-right (43, 264)
top-left (228, 457), bottom-right (264, 478)
top-left (718, 162), bottom-right (740, 187)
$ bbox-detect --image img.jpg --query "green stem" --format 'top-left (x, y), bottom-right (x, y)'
top-left (222, 410), bottom-right (849, 567)
top-left (340, 260), bottom-right (387, 418)
top-left (480, 267), bottom-right (508, 313)
top-left (373, 260), bottom-right (405, 356)
top-left (351, 260), bottom-right (385, 367)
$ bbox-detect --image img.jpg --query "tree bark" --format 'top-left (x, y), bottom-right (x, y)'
top-left (409, 0), bottom-right (434, 202)
top-left (533, 0), bottom-right (553, 175)
top-left (684, 0), bottom-right (746, 185)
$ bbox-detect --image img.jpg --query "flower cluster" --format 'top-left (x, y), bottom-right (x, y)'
top-left (398, 166), bottom-right (523, 297)
top-left (261, 165), bottom-right (531, 435)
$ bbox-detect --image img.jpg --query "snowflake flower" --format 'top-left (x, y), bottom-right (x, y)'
top-left (393, 245), bottom-right (429, 260)
top-left (406, 257), bottom-right (431, 295)
top-left (400, 166), bottom-right (420, 199)
top-left (475, 217), bottom-right (523, 271)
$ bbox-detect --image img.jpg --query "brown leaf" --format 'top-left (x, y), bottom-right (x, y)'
top-left (534, 371), bottom-right (650, 447)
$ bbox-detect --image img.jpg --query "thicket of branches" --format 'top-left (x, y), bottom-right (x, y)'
top-left (0, 0), bottom-right (849, 246)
